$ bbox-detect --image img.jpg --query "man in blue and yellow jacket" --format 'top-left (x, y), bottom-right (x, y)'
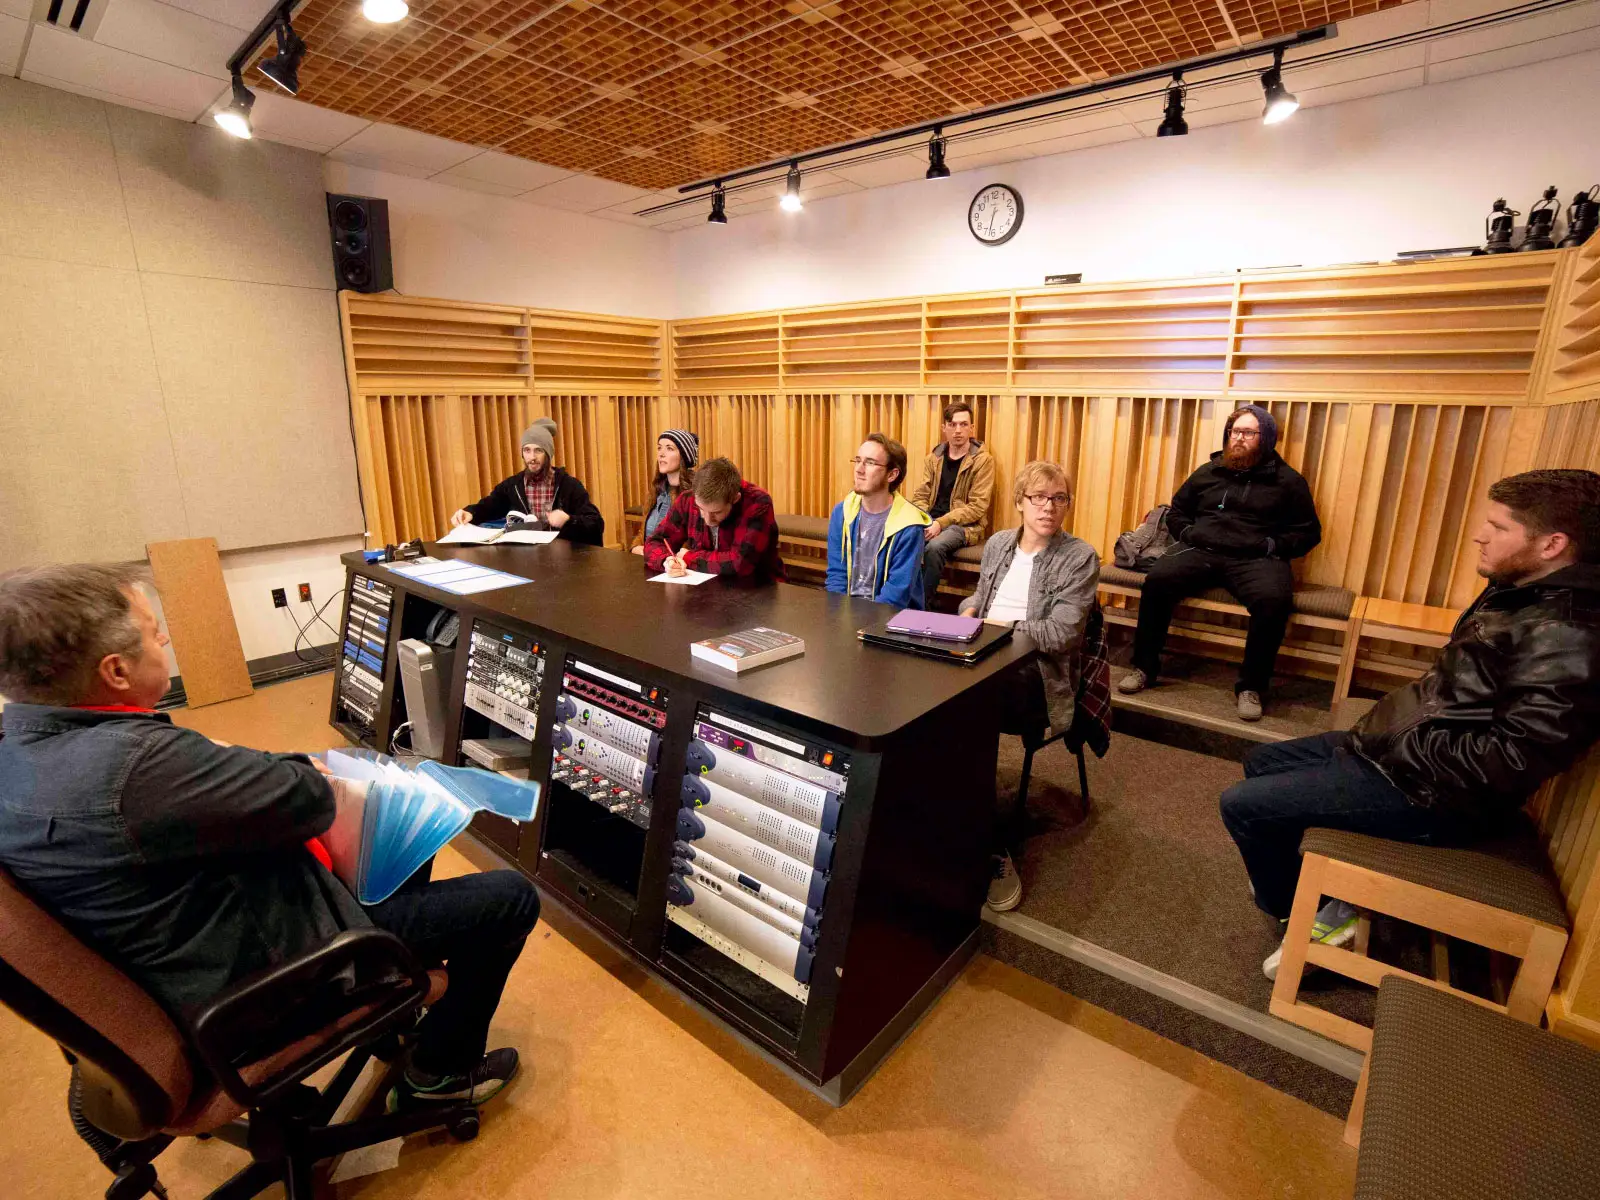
top-left (826, 434), bottom-right (931, 609)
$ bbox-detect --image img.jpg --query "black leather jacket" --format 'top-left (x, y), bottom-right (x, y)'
top-left (1350, 563), bottom-right (1600, 824)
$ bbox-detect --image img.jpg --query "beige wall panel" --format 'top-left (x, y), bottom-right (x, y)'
top-left (140, 274), bottom-right (363, 550)
top-left (107, 105), bottom-right (333, 291)
top-left (0, 78), bottom-right (135, 270)
top-left (0, 254), bottom-right (188, 565)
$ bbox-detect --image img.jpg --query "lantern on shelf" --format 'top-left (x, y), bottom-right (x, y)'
top-left (1559, 185), bottom-right (1599, 249)
top-left (1483, 198), bottom-right (1519, 254)
top-left (1520, 186), bottom-right (1561, 251)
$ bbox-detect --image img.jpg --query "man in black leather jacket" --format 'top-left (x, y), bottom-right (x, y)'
top-left (1221, 469), bottom-right (1600, 978)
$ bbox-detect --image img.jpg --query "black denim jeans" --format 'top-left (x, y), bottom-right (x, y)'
top-left (1219, 732), bottom-right (1451, 919)
top-left (1130, 545), bottom-right (1295, 696)
top-left (367, 867), bottom-right (540, 1075)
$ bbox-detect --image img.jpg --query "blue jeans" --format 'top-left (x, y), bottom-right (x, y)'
top-left (1219, 732), bottom-right (1452, 919)
top-left (367, 867), bottom-right (540, 1075)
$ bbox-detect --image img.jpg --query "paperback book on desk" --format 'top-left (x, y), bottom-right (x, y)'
top-left (691, 627), bottom-right (805, 673)
top-left (318, 749), bottom-right (540, 903)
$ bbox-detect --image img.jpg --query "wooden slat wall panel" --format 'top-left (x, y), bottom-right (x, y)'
top-left (527, 312), bottom-right (663, 391)
top-left (1545, 234), bottom-right (1600, 403)
top-left (346, 297), bottom-right (531, 394)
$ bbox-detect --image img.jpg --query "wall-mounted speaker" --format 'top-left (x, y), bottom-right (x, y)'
top-left (325, 194), bottom-right (393, 293)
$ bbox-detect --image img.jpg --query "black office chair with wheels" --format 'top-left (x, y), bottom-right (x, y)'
top-left (0, 866), bottom-right (480, 1200)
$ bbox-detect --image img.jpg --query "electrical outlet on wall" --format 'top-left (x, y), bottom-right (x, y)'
top-left (271, 588), bottom-right (288, 608)
top-left (298, 583), bottom-right (312, 603)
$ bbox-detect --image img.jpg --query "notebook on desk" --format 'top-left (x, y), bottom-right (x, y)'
top-left (857, 617), bottom-right (1014, 665)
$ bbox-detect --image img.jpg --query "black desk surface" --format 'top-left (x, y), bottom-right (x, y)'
top-left (345, 542), bottom-right (1032, 744)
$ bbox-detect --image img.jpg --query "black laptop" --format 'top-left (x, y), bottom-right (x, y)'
top-left (857, 617), bottom-right (1015, 665)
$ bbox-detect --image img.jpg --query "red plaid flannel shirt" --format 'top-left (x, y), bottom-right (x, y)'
top-left (522, 467), bottom-right (556, 519)
top-left (643, 482), bottom-right (786, 584)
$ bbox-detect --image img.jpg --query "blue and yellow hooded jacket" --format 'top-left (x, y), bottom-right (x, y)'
top-left (824, 491), bottom-right (931, 609)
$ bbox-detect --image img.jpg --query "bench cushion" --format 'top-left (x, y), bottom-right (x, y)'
top-left (776, 513), bottom-right (830, 542)
top-left (952, 544), bottom-right (985, 564)
top-left (1300, 825), bottom-right (1569, 930)
top-left (1098, 564), bottom-right (1355, 620)
top-left (623, 505), bottom-right (644, 517)
top-left (1356, 977), bottom-right (1600, 1199)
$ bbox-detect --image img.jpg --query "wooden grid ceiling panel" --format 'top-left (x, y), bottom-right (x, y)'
top-left (285, 0), bottom-right (1414, 194)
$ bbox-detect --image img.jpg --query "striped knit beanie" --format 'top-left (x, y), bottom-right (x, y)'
top-left (660, 429), bottom-right (699, 469)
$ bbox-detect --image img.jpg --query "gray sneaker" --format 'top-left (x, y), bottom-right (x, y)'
top-left (1237, 690), bottom-right (1263, 722)
top-left (987, 852), bottom-right (1022, 912)
top-left (1263, 900), bottom-right (1359, 981)
top-left (1116, 669), bottom-right (1148, 695)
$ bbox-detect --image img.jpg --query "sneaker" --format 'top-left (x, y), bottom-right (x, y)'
top-left (987, 852), bottom-right (1023, 912)
top-left (1116, 669), bottom-right (1148, 695)
top-left (386, 1047), bottom-right (520, 1113)
top-left (1237, 690), bottom-right (1263, 722)
top-left (1262, 900), bottom-right (1360, 981)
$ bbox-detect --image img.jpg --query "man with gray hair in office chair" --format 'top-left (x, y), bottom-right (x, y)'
top-left (0, 563), bottom-right (538, 1116)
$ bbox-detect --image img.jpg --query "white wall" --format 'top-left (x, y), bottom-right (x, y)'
top-left (323, 162), bottom-right (673, 318)
top-left (670, 48), bottom-right (1600, 317)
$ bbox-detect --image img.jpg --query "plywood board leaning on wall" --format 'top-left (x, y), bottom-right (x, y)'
top-left (147, 538), bottom-right (252, 708)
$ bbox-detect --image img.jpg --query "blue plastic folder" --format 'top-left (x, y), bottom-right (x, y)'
top-left (318, 749), bottom-right (540, 903)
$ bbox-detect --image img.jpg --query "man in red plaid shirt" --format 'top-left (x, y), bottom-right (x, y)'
top-left (642, 457), bottom-right (785, 586)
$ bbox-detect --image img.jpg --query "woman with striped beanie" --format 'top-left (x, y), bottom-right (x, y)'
top-left (635, 429), bottom-right (699, 553)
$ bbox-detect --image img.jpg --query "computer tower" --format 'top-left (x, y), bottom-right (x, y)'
top-left (397, 638), bottom-right (456, 759)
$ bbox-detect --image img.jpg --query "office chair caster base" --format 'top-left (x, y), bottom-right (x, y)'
top-left (447, 1113), bottom-right (479, 1142)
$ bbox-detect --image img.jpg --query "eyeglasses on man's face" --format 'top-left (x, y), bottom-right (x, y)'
top-left (1230, 427), bottom-right (1261, 441)
top-left (1024, 492), bottom-right (1070, 509)
top-left (850, 456), bottom-right (888, 470)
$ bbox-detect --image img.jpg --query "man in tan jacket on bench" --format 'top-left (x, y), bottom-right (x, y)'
top-left (910, 400), bottom-right (995, 606)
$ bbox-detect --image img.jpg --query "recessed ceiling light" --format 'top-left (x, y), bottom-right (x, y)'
top-left (363, 0), bottom-right (410, 23)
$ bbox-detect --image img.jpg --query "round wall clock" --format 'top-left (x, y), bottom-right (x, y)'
top-left (968, 183), bottom-right (1023, 246)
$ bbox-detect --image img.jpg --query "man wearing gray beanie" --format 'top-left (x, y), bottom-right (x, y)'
top-left (1117, 404), bottom-right (1321, 721)
top-left (449, 415), bottom-right (604, 545)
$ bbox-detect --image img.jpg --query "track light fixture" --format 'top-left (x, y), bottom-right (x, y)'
top-left (362, 0), bottom-right (410, 21)
top-left (780, 163), bottom-right (803, 213)
top-left (1156, 73), bottom-right (1188, 137)
top-left (925, 130), bottom-right (951, 179)
top-left (1260, 49), bottom-right (1298, 125)
top-left (708, 184), bottom-right (728, 224)
top-left (256, 11), bottom-right (306, 95)
top-left (213, 72), bottom-right (255, 139)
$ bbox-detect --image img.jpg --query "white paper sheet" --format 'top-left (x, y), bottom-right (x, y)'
top-left (649, 570), bottom-right (716, 586)
top-left (436, 524), bottom-right (500, 544)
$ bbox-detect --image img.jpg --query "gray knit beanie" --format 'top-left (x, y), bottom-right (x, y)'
top-left (520, 417), bottom-right (557, 460)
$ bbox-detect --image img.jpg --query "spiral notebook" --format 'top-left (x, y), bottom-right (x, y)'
top-left (319, 749), bottom-right (540, 903)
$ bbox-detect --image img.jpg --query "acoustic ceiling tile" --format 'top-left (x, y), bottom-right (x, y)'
top-left (629, 56), bottom-right (785, 124)
top-left (827, 151), bottom-right (933, 188)
top-left (518, 171), bottom-right (654, 211)
top-left (597, 0), bottom-right (797, 52)
top-left (93, 0), bottom-right (243, 80)
top-left (917, 34), bottom-right (1086, 110)
top-left (810, 74), bottom-right (963, 136)
top-left (725, 104), bottom-right (857, 157)
top-left (290, 52), bottom-right (418, 120)
top-left (717, 16), bottom-right (894, 94)
top-left (1043, 0), bottom-right (1234, 76)
top-left (289, 1), bottom-right (483, 84)
top-left (384, 91), bottom-right (533, 146)
top-left (241, 90), bottom-right (373, 152)
top-left (1425, 23), bottom-right (1600, 82)
top-left (1224, 0), bottom-right (1403, 42)
top-left (407, 0), bottom-right (548, 42)
top-left (327, 118), bottom-right (484, 171)
top-left (0, 0), bottom-right (30, 13)
top-left (158, 0), bottom-right (279, 31)
top-left (1293, 65), bottom-right (1424, 108)
top-left (651, 129), bottom-right (772, 176)
top-left (560, 95), bottom-right (698, 149)
top-left (501, 4), bottom-right (682, 87)
top-left (590, 154), bottom-right (702, 191)
top-left (827, 0), bottom-right (1026, 61)
top-left (21, 23), bottom-right (224, 121)
top-left (432, 149), bottom-right (572, 191)
top-left (500, 125), bottom-right (629, 171)
top-left (436, 50), bottom-right (587, 117)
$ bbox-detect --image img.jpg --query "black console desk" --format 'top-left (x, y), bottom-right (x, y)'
top-left (332, 543), bottom-right (1032, 1102)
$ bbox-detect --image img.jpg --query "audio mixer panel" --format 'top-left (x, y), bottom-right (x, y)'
top-left (464, 622), bottom-right (545, 741)
top-left (667, 707), bottom-right (851, 1011)
top-left (548, 659), bottom-right (669, 831)
top-left (336, 575), bottom-right (393, 732)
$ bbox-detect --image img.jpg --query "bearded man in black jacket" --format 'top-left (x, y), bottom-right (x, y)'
top-left (1118, 404), bottom-right (1321, 721)
top-left (1221, 469), bottom-right (1600, 981)
top-left (449, 416), bottom-right (605, 545)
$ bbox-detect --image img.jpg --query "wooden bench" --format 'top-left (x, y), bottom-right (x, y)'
top-left (1272, 825), bottom-right (1571, 1055)
top-left (1348, 977), bottom-right (1600, 1184)
top-left (1095, 563), bottom-right (1359, 680)
top-left (1334, 596), bottom-right (1457, 706)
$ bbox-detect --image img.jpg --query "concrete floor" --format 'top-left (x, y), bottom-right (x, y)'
top-left (0, 673), bottom-right (1357, 1199)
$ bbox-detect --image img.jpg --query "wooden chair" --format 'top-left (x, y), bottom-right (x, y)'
top-left (1270, 824), bottom-right (1571, 1054)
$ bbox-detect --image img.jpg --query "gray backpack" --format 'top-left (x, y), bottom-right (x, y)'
top-left (1114, 504), bottom-right (1175, 571)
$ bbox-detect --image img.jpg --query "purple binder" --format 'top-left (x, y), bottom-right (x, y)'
top-left (884, 610), bottom-right (984, 643)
